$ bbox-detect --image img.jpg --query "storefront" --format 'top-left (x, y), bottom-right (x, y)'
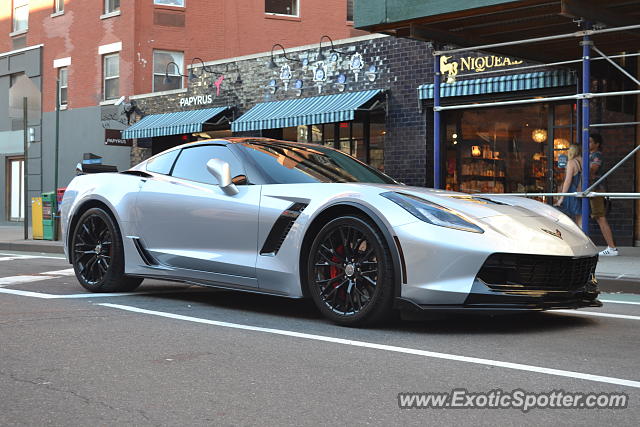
top-left (231, 89), bottom-right (387, 171)
top-left (419, 70), bottom-right (579, 197)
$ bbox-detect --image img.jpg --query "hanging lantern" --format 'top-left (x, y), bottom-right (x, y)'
top-left (531, 128), bottom-right (547, 143)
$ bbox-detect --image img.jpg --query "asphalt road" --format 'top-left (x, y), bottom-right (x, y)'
top-left (1, 250), bottom-right (639, 426)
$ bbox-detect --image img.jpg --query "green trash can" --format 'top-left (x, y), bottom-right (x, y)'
top-left (42, 192), bottom-right (57, 241)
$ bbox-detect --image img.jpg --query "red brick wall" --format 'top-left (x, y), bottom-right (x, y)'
top-left (1, 1), bottom-right (363, 112)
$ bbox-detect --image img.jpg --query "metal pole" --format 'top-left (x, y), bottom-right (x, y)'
top-left (433, 51), bottom-right (442, 189)
top-left (591, 121), bottom-right (640, 128)
top-left (584, 144), bottom-right (640, 193)
top-left (581, 31), bottom-right (592, 234)
top-left (434, 89), bottom-right (640, 112)
top-left (592, 46), bottom-right (640, 87)
top-left (55, 78), bottom-right (60, 193)
top-left (22, 97), bottom-right (28, 240)
top-left (433, 23), bottom-right (640, 56)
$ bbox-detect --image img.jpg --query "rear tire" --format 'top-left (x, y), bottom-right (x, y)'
top-left (306, 215), bottom-right (395, 327)
top-left (71, 207), bottom-right (143, 292)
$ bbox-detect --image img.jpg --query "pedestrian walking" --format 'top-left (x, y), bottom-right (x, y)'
top-left (554, 144), bottom-right (582, 225)
top-left (589, 134), bottom-right (618, 256)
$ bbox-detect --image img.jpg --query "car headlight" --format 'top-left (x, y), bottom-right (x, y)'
top-left (381, 192), bottom-right (484, 233)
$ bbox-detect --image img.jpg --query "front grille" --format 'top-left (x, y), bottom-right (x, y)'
top-left (477, 253), bottom-right (598, 295)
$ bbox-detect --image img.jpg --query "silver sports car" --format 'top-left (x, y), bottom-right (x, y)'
top-left (62, 138), bottom-right (601, 326)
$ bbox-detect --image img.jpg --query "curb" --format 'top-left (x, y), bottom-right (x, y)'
top-left (596, 273), bottom-right (640, 282)
top-left (0, 242), bottom-right (65, 254)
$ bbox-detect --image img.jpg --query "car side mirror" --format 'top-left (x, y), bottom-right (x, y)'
top-left (206, 158), bottom-right (239, 196)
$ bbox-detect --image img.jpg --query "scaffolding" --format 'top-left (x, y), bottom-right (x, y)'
top-left (431, 23), bottom-right (640, 234)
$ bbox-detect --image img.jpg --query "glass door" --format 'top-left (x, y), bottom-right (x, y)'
top-left (7, 157), bottom-right (25, 221)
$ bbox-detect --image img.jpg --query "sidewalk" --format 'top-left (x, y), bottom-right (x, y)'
top-left (1, 224), bottom-right (639, 280)
top-left (0, 225), bottom-right (64, 254)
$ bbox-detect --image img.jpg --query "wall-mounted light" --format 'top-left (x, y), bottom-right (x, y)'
top-left (189, 57), bottom-right (226, 82)
top-left (163, 61), bottom-right (188, 85)
top-left (268, 43), bottom-right (301, 69)
top-left (317, 35), bottom-right (347, 62)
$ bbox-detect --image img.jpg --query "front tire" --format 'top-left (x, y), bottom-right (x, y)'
top-left (307, 215), bottom-right (395, 326)
top-left (71, 207), bottom-right (142, 292)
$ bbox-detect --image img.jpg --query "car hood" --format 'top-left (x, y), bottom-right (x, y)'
top-left (367, 184), bottom-right (563, 221)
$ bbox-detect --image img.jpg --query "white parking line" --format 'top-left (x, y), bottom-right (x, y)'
top-left (0, 287), bottom-right (196, 299)
top-left (555, 310), bottom-right (640, 321)
top-left (601, 299), bottom-right (640, 306)
top-left (0, 252), bottom-right (65, 260)
top-left (0, 275), bottom-right (56, 286)
top-left (39, 268), bottom-right (75, 276)
top-left (97, 303), bottom-right (640, 389)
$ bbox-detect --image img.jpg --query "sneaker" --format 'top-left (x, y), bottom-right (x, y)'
top-left (599, 247), bottom-right (619, 257)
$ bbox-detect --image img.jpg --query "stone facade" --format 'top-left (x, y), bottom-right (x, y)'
top-left (127, 35), bottom-right (636, 245)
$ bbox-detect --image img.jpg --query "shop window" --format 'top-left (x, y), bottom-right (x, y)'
top-left (347, 0), bottom-right (353, 21)
top-left (265, 0), bottom-right (299, 16)
top-left (444, 104), bottom-right (555, 195)
top-left (104, 0), bottom-right (120, 14)
top-left (153, 50), bottom-right (184, 92)
top-left (369, 122), bottom-right (385, 172)
top-left (54, 0), bottom-right (64, 14)
top-left (154, 0), bottom-right (185, 6)
top-left (103, 54), bottom-right (119, 100)
top-left (12, 0), bottom-right (29, 33)
top-left (58, 67), bottom-right (68, 107)
top-left (171, 145), bottom-right (245, 185)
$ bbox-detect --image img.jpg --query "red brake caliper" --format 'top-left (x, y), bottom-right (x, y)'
top-left (329, 245), bottom-right (347, 302)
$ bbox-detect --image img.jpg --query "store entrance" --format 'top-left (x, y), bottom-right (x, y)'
top-left (443, 103), bottom-right (576, 199)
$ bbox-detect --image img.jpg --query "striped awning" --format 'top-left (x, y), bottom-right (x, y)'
top-left (418, 71), bottom-right (575, 100)
top-left (122, 106), bottom-right (231, 139)
top-left (231, 89), bottom-right (383, 132)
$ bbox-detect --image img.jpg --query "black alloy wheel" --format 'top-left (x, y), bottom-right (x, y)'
top-left (71, 207), bottom-right (142, 292)
top-left (308, 215), bottom-right (394, 326)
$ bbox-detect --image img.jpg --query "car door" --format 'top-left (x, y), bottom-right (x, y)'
top-left (134, 144), bottom-right (261, 288)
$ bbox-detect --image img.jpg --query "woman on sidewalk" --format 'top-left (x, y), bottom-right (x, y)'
top-left (555, 144), bottom-right (582, 225)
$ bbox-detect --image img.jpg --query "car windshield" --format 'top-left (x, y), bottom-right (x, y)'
top-left (239, 142), bottom-right (398, 184)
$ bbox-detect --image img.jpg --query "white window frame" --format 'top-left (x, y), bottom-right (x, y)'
top-left (153, 0), bottom-right (185, 7)
top-left (58, 67), bottom-right (68, 108)
top-left (153, 50), bottom-right (184, 92)
top-left (12, 0), bottom-right (29, 33)
top-left (103, 54), bottom-right (119, 101)
top-left (265, 0), bottom-right (299, 17)
top-left (104, 0), bottom-right (120, 14)
top-left (54, 0), bottom-right (64, 14)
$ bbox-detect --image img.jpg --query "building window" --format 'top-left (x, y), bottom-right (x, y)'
top-left (58, 67), bottom-right (68, 107)
top-left (153, 50), bottom-right (184, 92)
top-left (104, 0), bottom-right (120, 14)
top-left (347, 0), bottom-right (353, 21)
top-left (13, 0), bottom-right (29, 32)
top-left (265, 0), bottom-right (299, 16)
top-left (103, 54), bottom-right (119, 100)
top-left (154, 0), bottom-right (185, 6)
top-left (54, 0), bottom-right (64, 13)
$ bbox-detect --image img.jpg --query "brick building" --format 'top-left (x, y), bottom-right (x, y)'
top-left (0, 0), bottom-right (362, 224)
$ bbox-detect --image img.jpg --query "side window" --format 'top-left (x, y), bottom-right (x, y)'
top-left (146, 149), bottom-right (180, 175)
top-left (171, 145), bottom-right (245, 185)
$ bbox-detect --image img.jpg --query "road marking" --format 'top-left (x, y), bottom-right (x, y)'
top-left (39, 268), bottom-right (75, 276)
top-left (0, 275), bottom-right (56, 286)
top-left (0, 252), bottom-right (65, 260)
top-left (0, 287), bottom-right (196, 299)
top-left (0, 256), bottom-right (42, 261)
top-left (555, 310), bottom-right (640, 321)
top-left (97, 303), bottom-right (640, 389)
top-left (601, 299), bottom-right (640, 306)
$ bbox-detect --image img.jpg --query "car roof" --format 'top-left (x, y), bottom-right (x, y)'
top-left (175, 137), bottom-right (325, 150)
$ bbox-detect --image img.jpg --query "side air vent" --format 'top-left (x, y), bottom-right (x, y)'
top-left (132, 238), bottom-right (159, 266)
top-left (260, 203), bottom-right (308, 256)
